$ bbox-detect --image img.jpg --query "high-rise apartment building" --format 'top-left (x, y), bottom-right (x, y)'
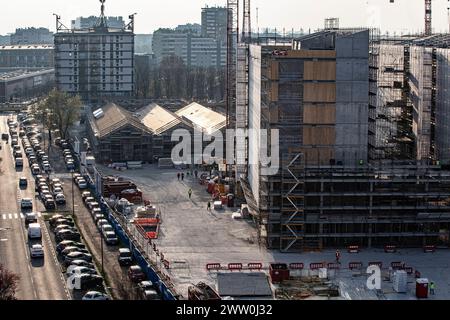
top-left (201, 6), bottom-right (227, 42)
top-left (54, 8), bottom-right (134, 100)
top-left (152, 29), bottom-right (226, 68)
top-left (0, 45), bottom-right (54, 70)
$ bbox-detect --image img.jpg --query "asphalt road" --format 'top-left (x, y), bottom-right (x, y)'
top-left (0, 114), bottom-right (70, 300)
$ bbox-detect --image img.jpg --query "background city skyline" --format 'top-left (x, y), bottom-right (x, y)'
top-left (0, 0), bottom-right (450, 35)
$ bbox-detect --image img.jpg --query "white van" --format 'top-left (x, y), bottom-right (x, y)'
top-left (28, 223), bottom-right (42, 240)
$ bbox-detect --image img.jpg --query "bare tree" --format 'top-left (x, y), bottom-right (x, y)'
top-left (0, 264), bottom-right (20, 300)
top-left (32, 90), bottom-right (82, 140)
top-left (135, 57), bottom-right (151, 98)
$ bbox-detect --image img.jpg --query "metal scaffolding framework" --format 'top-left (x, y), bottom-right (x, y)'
top-left (242, 0), bottom-right (251, 44)
top-left (226, 0), bottom-right (239, 130)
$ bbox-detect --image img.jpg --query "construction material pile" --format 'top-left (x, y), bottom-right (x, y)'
top-left (275, 276), bottom-right (340, 300)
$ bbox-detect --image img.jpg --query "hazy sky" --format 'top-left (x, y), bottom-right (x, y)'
top-left (1, 0), bottom-right (450, 35)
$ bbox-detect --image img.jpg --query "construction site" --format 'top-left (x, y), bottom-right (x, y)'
top-left (228, 1), bottom-right (450, 253)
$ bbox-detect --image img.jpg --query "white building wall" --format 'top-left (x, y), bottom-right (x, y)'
top-left (410, 46), bottom-right (433, 161)
top-left (248, 45), bottom-right (262, 206)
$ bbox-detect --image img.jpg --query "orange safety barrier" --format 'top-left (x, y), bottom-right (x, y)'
top-left (289, 263), bottom-right (304, 270)
top-left (134, 218), bottom-right (160, 225)
top-left (327, 263), bottom-right (340, 270)
top-left (247, 263), bottom-right (263, 270)
top-left (162, 259), bottom-right (170, 269)
top-left (391, 261), bottom-right (404, 269)
top-left (384, 245), bottom-right (397, 253)
top-left (368, 261), bottom-right (383, 268)
top-left (206, 263), bottom-right (222, 271)
top-left (228, 263), bottom-right (243, 271)
top-left (349, 262), bottom-right (363, 270)
top-left (310, 262), bottom-right (324, 270)
top-left (348, 245), bottom-right (360, 253)
top-left (423, 245), bottom-right (436, 253)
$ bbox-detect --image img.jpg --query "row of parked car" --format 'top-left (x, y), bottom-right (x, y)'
top-left (57, 138), bottom-right (76, 171)
top-left (81, 189), bottom-right (118, 245)
top-left (79, 185), bottom-right (159, 300)
top-left (48, 214), bottom-right (110, 299)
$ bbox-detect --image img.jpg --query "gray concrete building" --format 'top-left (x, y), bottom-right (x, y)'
top-left (10, 28), bottom-right (53, 45)
top-left (0, 44), bottom-right (54, 70)
top-left (152, 29), bottom-right (226, 68)
top-left (0, 69), bottom-right (54, 102)
top-left (55, 18), bottom-right (134, 100)
top-left (201, 6), bottom-right (227, 42)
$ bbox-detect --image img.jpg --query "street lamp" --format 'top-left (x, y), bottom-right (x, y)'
top-left (101, 230), bottom-right (104, 275)
top-left (70, 169), bottom-right (75, 216)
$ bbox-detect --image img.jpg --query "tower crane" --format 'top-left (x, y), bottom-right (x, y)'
top-left (389, 0), bottom-right (432, 36)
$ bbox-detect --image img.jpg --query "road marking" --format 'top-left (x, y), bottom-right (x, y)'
top-left (0, 239), bottom-right (8, 242)
top-left (2, 214), bottom-right (6, 220)
top-left (13, 213), bottom-right (18, 219)
top-left (8, 214), bottom-right (12, 219)
top-left (20, 213), bottom-right (25, 219)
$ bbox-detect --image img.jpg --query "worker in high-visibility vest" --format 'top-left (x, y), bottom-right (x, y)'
top-left (335, 249), bottom-right (341, 263)
top-left (430, 281), bottom-right (436, 295)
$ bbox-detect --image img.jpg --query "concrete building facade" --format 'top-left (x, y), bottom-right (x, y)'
top-left (238, 30), bottom-right (449, 252)
top-left (152, 29), bottom-right (226, 68)
top-left (201, 6), bottom-right (227, 42)
top-left (54, 25), bottom-right (134, 100)
top-left (0, 45), bottom-right (54, 70)
top-left (0, 69), bottom-right (54, 102)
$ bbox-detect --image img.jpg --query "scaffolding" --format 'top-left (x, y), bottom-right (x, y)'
top-left (249, 31), bottom-right (450, 252)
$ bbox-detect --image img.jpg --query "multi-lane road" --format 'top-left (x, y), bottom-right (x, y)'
top-left (0, 114), bottom-right (69, 300)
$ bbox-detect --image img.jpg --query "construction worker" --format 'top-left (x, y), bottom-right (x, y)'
top-left (430, 281), bottom-right (435, 295)
top-left (335, 249), bottom-right (341, 263)
top-left (188, 188), bottom-right (192, 199)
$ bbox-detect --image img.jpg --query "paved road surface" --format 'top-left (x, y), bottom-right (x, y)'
top-left (0, 114), bottom-right (69, 300)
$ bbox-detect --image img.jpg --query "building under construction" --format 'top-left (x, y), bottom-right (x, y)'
top-left (369, 34), bottom-right (450, 164)
top-left (54, 1), bottom-right (135, 101)
top-left (239, 29), bottom-right (450, 252)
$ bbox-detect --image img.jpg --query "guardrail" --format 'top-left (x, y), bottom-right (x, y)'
top-left (83, 168), bottom-right (177, 300)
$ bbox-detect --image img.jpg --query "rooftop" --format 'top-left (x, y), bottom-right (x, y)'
top-left (135, 103), bottom-right (183, 135)
top-left (0, 44), bottom-right (54, 50)
top-left (176, 102), bottom-right (226, 134)
top-left (0, 68), bottom-right (54, 81)
top-left (56, 27), bottom-right (131, 35)
top-left (89, 103), bottom-right (151, 139)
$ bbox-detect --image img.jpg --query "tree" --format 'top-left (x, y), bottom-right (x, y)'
top-left (32, 90), bottom-right (82, 140)
top-left (0, 264), bottom-right (20, 300)
top-left (135, 56), bottom-right (151, 98)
